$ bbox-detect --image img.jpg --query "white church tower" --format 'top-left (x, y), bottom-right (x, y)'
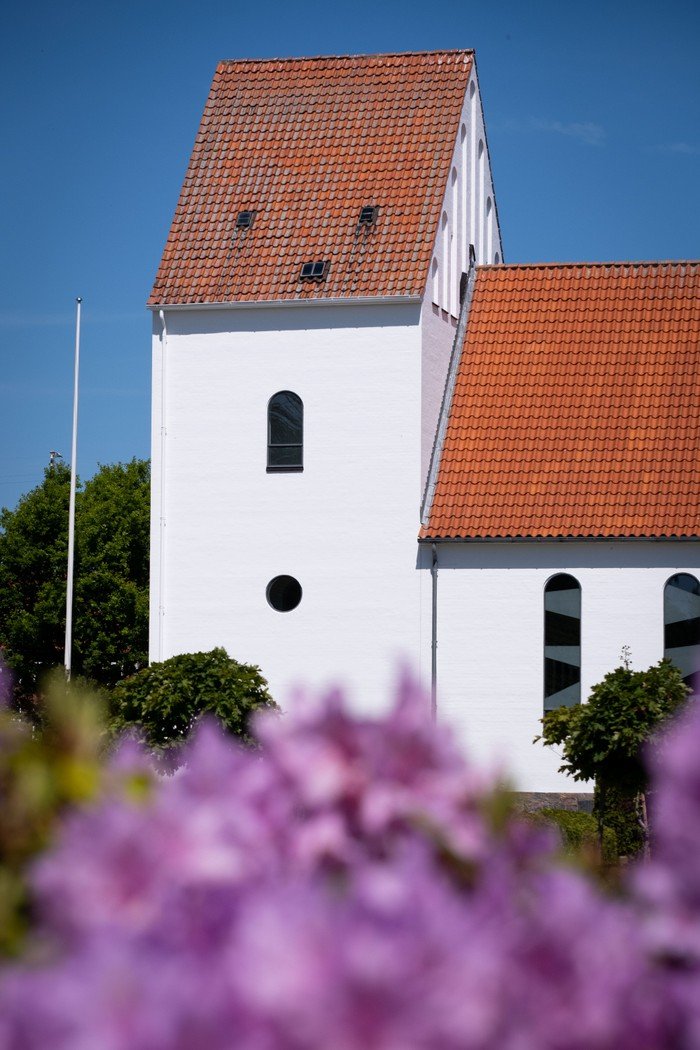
top-left (148, 50), bottom-right (501, 708)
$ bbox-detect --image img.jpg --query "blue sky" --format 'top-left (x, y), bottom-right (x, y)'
top-left (1, 0), bottom-right (698, 512)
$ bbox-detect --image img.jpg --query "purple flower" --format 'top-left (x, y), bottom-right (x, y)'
top-left (0, 672), bottom-right (696, 1048)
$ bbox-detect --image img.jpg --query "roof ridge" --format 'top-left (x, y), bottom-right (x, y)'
top-left (476, 259), bottom-right (700, 271)
top-left (218, 49), bottom-right (474, 66)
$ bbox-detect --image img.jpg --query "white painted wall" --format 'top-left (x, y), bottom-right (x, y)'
top-left (420, 302), bottom-right (456, 488)
top-left (150, 301), bottom-right (425, 713)
top-left (429, 65), bottom-right (502, 316)
top-left (422, 541), bottom-right (700, 791)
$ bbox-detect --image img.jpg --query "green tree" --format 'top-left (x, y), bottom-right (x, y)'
top-left (0, 460), bottom-right (149, 707)
top-left (537, 658), bottom-right (689, 854)
top-left (0, 464), bottom-right (71, 703)
top-left (75, 460), bottom-right (150, 686)
top-left (109, 648), bottom-right (278, 749)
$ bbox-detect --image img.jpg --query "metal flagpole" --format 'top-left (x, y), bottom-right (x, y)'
top-left (64, 297), bottom-right (82, 680)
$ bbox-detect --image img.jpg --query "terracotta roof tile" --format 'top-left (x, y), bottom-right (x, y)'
top-left (422, 262), bottom-right (700, 540)
top-left (149, 51), bottom-right (473, 306)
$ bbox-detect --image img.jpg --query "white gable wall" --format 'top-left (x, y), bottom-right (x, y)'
top-left (421, 64), bottom-right (502, 487)
top-left (150, 300), bottom-right (425, 711)
top-left (423, 541), bottom-right (700, 791)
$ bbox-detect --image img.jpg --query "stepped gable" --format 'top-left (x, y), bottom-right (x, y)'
top-left (422, 261), bottom-right (700, 540)
top-left (149, 50), bottom-right (473, 305)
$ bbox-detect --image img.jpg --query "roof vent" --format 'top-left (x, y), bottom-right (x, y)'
top-left (358, 205), bottom-right (379, 226)
top-left (300, 260), bottom-right (329, 281)
top-left (235, 210), bottom-right (256, 230)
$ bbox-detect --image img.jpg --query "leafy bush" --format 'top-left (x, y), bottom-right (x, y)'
top-left (4, 674), bottom-right (700, 1046)
top-left (538, 658), bottom-right (689, 852)
top-left (108, 647), bottom-right (277, 749)
top-left (533, 807), bottom-right (618, 864)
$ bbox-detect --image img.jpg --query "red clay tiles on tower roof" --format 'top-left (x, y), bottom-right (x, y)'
top-left (148, 50), bottom-right (473, 306)
top-left (421, 262), bottom-right (700, 540)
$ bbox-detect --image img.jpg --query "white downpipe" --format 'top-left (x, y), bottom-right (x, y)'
top-left (64, 297), bottom-right (82, 679)
top-left (156, 309), bottom-right (167, 661)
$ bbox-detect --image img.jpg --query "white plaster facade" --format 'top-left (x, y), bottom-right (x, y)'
top-left (421, 65), bottom-right (501, 485)
top-left (150, 300), bottom-right (427, 714)
top-left (419, 542), bottom-right (700, 791)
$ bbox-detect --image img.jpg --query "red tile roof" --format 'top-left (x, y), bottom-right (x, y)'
top-left (422, 262), bottom-right (700, 540)
top-left (148, 51), bottom-right (473, 306)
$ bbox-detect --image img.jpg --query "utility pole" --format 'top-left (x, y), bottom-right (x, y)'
top-left (64, 297), bottom-right (82, 680)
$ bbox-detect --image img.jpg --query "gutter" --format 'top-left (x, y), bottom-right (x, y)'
top-left (147, 295), bottom-right (421, 313)
top-left (417, 535), bottom-right (700, 544)
top-left (431, 544), bottom-right (438, 719)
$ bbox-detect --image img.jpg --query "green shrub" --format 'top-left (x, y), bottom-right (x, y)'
top-left (537, 658), bottom-right (689, 854)
top-left (594, 783), bottom-right (644, 858)
top-left (533, 808), bottom-right (618, 865)
top-left (109, 648), bottom-right (278, 749)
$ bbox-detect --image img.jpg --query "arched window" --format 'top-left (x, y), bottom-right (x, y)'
top-left (664, 573), bottom-right (700, 697)
top-left (485, 196), bottom-right (493, 264)
top-left (544, 574), bottom-right (581, 711)
top-left (441, 211), bottom-right (449, 310)
top-left (267, 391), bottom-right (303, 472)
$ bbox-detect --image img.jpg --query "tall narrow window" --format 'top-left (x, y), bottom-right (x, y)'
top-left (544, 574), bottom-right (581, 711)
top-left (267, 391), bottom-right (303, 472)
top-left (664, 573), bottom-right (700, 697)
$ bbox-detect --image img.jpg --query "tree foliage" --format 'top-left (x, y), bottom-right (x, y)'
top-left (108, 647), bottom-right (278, 749)
top-left (539, 659), bottom-right (689, 792)
top-left (538, 658), bottom-right (689, 852)
top-left (0, 461), bottom-right (149, 706)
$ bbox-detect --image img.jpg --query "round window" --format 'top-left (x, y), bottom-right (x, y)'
top-left (266, 575), bottom-right (302, 612)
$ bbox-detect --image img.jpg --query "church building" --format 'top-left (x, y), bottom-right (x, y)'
top-left (148, 50), bottom-right (700, 795)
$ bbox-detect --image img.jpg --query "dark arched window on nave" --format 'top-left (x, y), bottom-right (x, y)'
top-left (267, 391), bottom-right (303, 472)
top-left (544, 573), bottom-right (581, 712)
top-left (664, 573), bottom-right (700, 697)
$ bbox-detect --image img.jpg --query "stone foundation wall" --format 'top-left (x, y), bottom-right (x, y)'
top-left (513, 792), bottom-right (594, 814)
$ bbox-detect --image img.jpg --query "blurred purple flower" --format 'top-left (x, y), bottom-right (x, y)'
top-left (0, 672), bottom-right (697, 1048)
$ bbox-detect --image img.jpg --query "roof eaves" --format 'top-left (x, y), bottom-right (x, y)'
top-left (149, 295), bottom-right (422, 312)
top-left (418, 533), bottom-right (700, 543)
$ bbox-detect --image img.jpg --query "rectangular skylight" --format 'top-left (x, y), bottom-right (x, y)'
top-left (235, 210), bottom-right (256, 230)
top-left (300, 260), bottom-right (329, 280)
top-left (358, 205), bottom-right (379, 226)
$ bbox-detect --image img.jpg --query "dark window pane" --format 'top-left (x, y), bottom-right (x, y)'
top-left (268, 444), bottom-right (302, 468)
top-left (665, 616), bottom-right (700, 651)
top-left (267, 575), bottom-right (302, 612)
top-left (545, 573), bottom-right (580, 594)
top-left (544, 574), bottom-right (581, 709)
top-left (269, 392), bottom-right (302, 445)
top-left (544, 610), bottom-right (580, 647)
top-left (268, 391), bottom-right (303, 472)
top-left (664, 574), bottom-right (700, 698)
